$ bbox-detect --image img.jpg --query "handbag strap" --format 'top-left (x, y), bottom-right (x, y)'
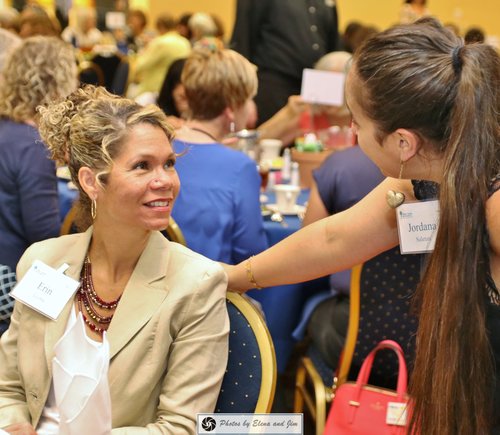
top-left (354, 339), bottom-right (408, 402)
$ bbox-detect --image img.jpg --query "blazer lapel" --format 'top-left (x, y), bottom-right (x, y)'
top-left (44, 229), bottom-right (93, 376)
top-left (106, 232), bottom-right (170, 359)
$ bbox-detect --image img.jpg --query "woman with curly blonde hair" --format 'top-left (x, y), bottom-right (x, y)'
top-left (0, 36), bottom-right (77, 333)
top-left (0, 85), bottom-right (228, 434)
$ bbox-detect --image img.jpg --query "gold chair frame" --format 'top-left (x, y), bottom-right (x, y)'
top-left (293, 264), bottom-right (362, 435)
top-left (226, 292), bottom-right (278, 412)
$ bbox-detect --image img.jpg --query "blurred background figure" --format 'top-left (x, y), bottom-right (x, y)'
top-left (188, 12), bottom-right (217, 44)
top-left (230, 0), bottom-right (339, 126)
top-left (258, 51), bottom-right (355, 147)
top-left (210, 13), bottom-right (225, 43)
top-left (0, 36), bottom-right (77, 334)
top-left (18, 4), bottom-right (61, 38)
top-left (344, 24), bottom-right (379, 53)
top-left (157, 57), bottom-right (188, 127)
top-left (0, 28), bottom-right (20, 72)
top-left (176, 12), bottom-right (192, 41)
top-left (464, 26), bottom-right (486, 44)
top-left (0, 7), bottom-right (20, 34)
top-left (126, 8), bottom-right (149, 53)
top-left (444, 22), bottom-right (461, 36)
top-left (172, 47), bottom-right (268, 264)
top-left (399, 0), bottom-right (430, 24)
top-left (130, 12), bottom-right (190, 101)
top-left (61, 6), bottom-right (102, 51)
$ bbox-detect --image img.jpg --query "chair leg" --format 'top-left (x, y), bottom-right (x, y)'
top-left (293, 360), bottom-right (306, 412)
top-left (316, 396), bottom-right (326, 435)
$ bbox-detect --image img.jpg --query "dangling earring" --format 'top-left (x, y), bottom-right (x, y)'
top-left (386, 161), bottom-right (406, 208)
top-left (91, 199), bottom-right (97, 220)
top-left (230, 121), bottom-right (235, 134)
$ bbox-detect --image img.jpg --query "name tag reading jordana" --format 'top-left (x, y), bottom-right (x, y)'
top-left (396, 200), bottom-right (439, 254)
top-left (10, 260), bottom-right (79, 320)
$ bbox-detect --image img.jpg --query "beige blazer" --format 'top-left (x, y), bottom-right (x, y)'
top-left (0, 229), bottom-right (229, 434)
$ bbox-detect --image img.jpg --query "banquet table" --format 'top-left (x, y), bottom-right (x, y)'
top-left (57, 180), bottom-right (317, 372)
top-left (249, 189), bottom-right (329, 372)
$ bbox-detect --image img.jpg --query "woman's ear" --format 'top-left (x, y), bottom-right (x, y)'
top-left (78, 167), bottom-right (99, 200)
top-left (395, 128), bottom-right (421, 163)
top-left (223, 106), bottom-right (235, 122)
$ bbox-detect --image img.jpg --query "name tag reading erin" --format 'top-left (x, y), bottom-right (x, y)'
top-left (11, 260), bottom-right (79, 320)
top-left (396, 200), bottom-right (439, 254)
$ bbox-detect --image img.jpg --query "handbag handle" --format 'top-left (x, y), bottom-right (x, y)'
top-left (354, 339), bottom-right (408, 402)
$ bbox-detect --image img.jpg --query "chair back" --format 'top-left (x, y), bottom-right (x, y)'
top-left (110, 59), bottom-right (130, 96)
top-left (162, 217), bottom-right (186, 246)
top-left (78, 61), bottom-right (105, 87)
top-left (336, 247), bottom-right (422, 389)
top-left (215, 292), bottom-right (277, 413)
top-left (91, 53), bottom-right (123, 92)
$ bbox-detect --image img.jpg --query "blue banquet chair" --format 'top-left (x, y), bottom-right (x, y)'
top-left (294, 247), bottom-right (423, 435)
top-left (215, 292), bottom-right (277, 413)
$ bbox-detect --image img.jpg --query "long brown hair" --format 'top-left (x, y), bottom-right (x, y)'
top-left (353, 18), bottom-right (500, 434)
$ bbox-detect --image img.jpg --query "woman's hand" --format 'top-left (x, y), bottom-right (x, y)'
top-left (1, 423), bottom-right (37, 434)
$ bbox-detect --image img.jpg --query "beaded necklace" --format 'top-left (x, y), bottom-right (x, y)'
top-left (76, 256), bottom-right (121, 336)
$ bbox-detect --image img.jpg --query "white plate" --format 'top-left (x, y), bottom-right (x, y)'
top-left (266, 203), bottom-right (306, 216)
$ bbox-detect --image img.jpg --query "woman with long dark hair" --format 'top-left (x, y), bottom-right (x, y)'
top-left (224, 18), bottom-right (500, 434)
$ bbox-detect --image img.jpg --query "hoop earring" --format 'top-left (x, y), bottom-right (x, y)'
top-left (91, 199), bottom-right (97, 220)
top-left (386, 161), bottom-right (406, 209)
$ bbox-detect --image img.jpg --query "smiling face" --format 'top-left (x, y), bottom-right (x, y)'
top-left (94, 123), bottom-right (180, 233)
top-left (345, 68), bottom-right (402, 178)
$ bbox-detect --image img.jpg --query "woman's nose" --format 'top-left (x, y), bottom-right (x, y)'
top-left (150, 168), bottom-right (178, 190)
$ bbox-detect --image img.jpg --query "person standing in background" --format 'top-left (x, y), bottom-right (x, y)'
top-left (131, 13), bottom-right (190, 99)
top-left (230, 0), bottom-right (339, 125)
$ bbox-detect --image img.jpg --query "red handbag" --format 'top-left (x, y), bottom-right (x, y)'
top-left (324, 340), bottom-right (411, 435)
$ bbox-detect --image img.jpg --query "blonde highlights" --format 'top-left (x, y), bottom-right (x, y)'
top-left (38, 86), bottom-right (175, 229)
top-left (0, 36), bottom-right (77, 123)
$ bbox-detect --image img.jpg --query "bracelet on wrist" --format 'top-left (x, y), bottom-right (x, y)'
top-left (245, 256), bottom-right (262, 290)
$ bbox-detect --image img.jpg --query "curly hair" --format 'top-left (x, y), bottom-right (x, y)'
top-left (38, 85), bottom-right (175, 230)
top-left (0, 36), bottom-right (77, 123)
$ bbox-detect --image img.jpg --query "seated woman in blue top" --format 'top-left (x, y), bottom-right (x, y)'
top-left (0, 36), bottom-right (77, 333)
top-left (171, 47), bottom-right (268, 264)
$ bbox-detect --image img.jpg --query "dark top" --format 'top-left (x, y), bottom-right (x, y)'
top-left (314, 146), bottom-right (384, 293)
top-left (315, 146), bottom-right (384, 215)
top-left (0, 119), bottom-right (60, 272)
top-left (413, 177), bottom-right (500, 430)
top-left (230, 0), bottom-right (339, 81)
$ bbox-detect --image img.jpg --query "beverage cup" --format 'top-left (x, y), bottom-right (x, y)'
top-left (273, 184), bottom-right (300, 213)
top-left (259, 139), bottom-right (283, 162)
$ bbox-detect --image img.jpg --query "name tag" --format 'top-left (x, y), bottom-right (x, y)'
top-left (11, 260), bottom-right (79, 320)
top-left (386, 402), bottom-right (408, 426)
top-left (396, 200), bottom-right (439, 254)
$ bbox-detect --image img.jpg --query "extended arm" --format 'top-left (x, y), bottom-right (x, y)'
top-left (225, 178), bottom-right (415, 291)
